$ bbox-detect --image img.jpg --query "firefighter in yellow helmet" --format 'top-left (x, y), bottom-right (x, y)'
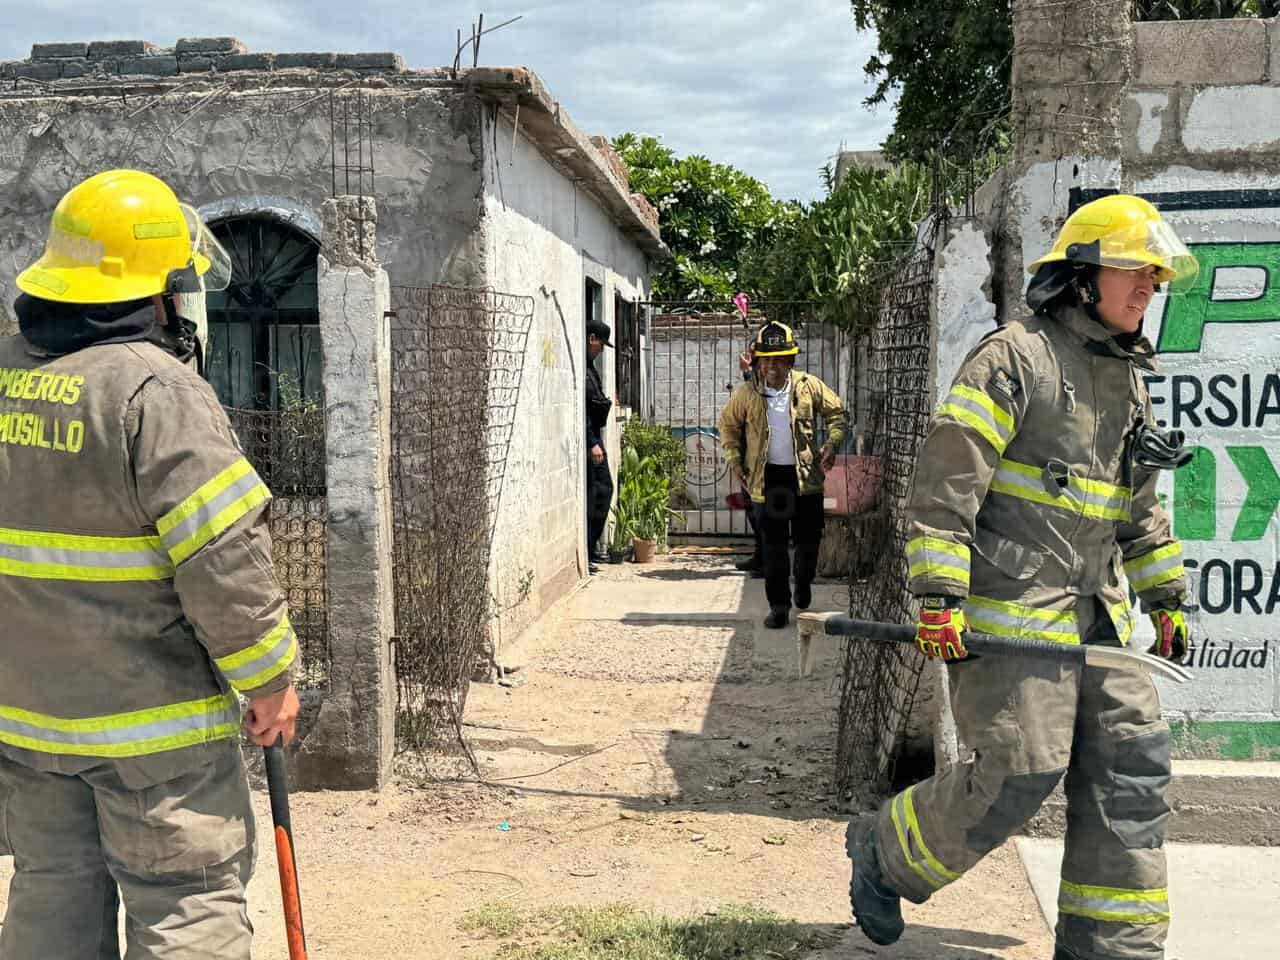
top-left (719, 320), bottom-right (847, 629)
top-left (0, 169), bottom-right (299, 958)
top-left (844, 195), bottom-right (1196, 960)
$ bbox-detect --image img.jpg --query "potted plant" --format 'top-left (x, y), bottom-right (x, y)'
top-left (615, 447), bottom-right (683, 563)
top-left (607, 499), bottom-right (635, 563)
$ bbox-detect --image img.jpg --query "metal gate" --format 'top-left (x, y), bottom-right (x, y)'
top-left (643, 300), bottom-right (845, 537)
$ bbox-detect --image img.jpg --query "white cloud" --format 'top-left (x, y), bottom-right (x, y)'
top-left (0, 0), bottom-right (893, 201)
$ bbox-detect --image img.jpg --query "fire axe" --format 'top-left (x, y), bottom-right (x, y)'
top-left (265, 736), bottom-right (309, 960)
top-left (794, 612), bottom-right (1193, 685)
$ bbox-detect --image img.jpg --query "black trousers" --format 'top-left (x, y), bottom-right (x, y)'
top-left (588, 453), bottom-right (613, 554)
top-left (761, 463), bottom-right (824, 609)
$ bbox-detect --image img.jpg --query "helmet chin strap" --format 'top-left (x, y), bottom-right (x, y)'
top-left (160, 294), bottom-right (204, 374)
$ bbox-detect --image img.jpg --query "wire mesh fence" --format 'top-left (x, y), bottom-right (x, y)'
top-left (225, 404), bottom-right (331, 689)
top-left (389, 283), bottom-right (534, 755)
top-left (836, 241), bottom-right (937, 809)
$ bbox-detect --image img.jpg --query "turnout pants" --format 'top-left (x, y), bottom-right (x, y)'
top-left (872, 606), bottom-right (1172, 960)
top-left (761, 464), bottom-right (824, 609)
top-left (587, 452), bottom-right (613, 555)
top-left (0, 743), bottom-right (256, 960)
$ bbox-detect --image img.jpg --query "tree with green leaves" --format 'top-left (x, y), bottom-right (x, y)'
top-left (746, 163), bottom-right (933, 333)
top-left (850, 0), bottom-right (1279, 164)
top-left (612, 133), bottom-right (798, 299)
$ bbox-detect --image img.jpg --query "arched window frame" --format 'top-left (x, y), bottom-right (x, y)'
top-left (202, 206), bottom-right (322, 413)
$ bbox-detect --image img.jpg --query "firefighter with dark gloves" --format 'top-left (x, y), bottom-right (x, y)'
top-left (0, 169), bottom-right (298, 959)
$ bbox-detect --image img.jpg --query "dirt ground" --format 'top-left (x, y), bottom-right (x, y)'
top-left (0, 552), bottom-right (1053, 958)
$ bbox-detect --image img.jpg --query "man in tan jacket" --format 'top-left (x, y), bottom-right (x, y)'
top-left (0, 169), bottom-right (299, 958)
top-left (719, 321), bottom-right (847, 628)
top-left (845, 196), bottom-right (1197, 960)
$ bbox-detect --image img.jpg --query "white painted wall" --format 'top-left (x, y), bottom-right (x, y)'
top-left (1128, 167), bottom-right (1280, 727)
top-left (479, 111), bottom-right (651, 646)
top-left (933, 221), bottom-right (997, 398)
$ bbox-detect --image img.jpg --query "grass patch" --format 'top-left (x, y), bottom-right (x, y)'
top-left (460, 901), bottom-right (823, 960)
top-left (461, 901), bottom-right (524, 938)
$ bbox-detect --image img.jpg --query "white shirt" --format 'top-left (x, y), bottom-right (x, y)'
top-left (764, 380), bottom-right (795, 465)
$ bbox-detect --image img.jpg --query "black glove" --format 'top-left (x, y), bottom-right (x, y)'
top-left (1132, 421), bottom-right (1192, 471)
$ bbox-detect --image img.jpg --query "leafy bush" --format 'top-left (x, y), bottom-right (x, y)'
top-left (621, 416), bottom-right (686, 492)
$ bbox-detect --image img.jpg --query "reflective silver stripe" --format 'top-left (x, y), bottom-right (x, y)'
top-left (941, 393), bottom-right (1012, 446)
top-left (159, 470), bottom-right (264, 557)
top-left (1110, 601), bottom-right (1138, 645)
top-left (1126, 545), bottom-right (1185, 591)
top-left (907, 540), bottom-right (970, 585)
top-left (1059, 889), bottom-right (1170, 923)
top-left (0, 700), bottom-right (240, 750)
top-left (965, 596), bottom-right (1079, 643)
top-left (892, 791), bottom-right (955, 890)
top-left (991, 462), bottom-right (1131, 521)
top-left (0, 539), bottom-right (170, 570)
top-left (219, 625), bottom-right (296, 686)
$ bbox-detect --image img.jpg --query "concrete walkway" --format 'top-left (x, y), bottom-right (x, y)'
top-left (1015, 837), bottom-right (1280, 959)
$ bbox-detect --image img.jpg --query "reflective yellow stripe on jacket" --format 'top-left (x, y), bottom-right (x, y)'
top-left (891, 784), bottom-right (962, 892)
top-left (0, 526), bottom-right (174, 582)
top-left (965, 595), bottom-right (1080, 644)
top-left (906, 537), bottom-right (971, 591)
top-left (1108, 596), bottom-right (1139, 646)
top-left (215, 612), bottom-right (298, 693)
top-left (0, 693), bottom-right (240, 758)
top-left (938, 385), bottom-right (1015, 453)
top-left (1124, 543), bottom-right (1185, 594)
top-left (158, 458), bottom-right (271, 565)
top-left (990, 459), bottom-right (1131, 522)
top-left (1058, 881), bottom-right (1170, 925)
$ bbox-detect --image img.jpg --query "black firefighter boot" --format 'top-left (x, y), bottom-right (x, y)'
top-left (763, 605), bottom-right (789, 629)
top-left (845, 813), bottom-right (905, 945)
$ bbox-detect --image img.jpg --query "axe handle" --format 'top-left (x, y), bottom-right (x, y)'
top-left (264, 737), bottom-right (309, 960)
top-left (814, 615), bottom-right (1086, 667)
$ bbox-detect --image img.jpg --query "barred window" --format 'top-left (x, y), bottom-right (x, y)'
top-left (205, 217), bottom-right (322, 412)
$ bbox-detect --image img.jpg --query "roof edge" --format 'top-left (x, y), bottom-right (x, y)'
top-left (462, 67), bottom-right (670, 262)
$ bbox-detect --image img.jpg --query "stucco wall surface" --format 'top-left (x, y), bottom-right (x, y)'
top-left (479, 111), bottom-right (650, 645)
top-left (0, 79), bottom-right (485, 334)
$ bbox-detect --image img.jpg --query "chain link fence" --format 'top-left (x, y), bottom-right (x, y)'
top-left (836, 240), bottom-right (938, 809)
top-left (225, 404), bottom-right (331, 689)
top-left (389, 284), bottom-right (534, 754)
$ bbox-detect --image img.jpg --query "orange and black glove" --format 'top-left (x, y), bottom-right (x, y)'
top-left (1148, 603), bottom-right (1189, 662)
top-left (915, 596), bottom-right (969, 661)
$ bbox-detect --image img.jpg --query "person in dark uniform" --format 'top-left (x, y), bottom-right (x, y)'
top-left (586, 320), bottom-right (614, 572)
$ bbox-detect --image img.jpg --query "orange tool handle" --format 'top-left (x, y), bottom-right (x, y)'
top-left (265, 737), bottom-right (309, 960)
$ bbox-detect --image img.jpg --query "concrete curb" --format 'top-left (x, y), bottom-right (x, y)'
top-left (1023, 761), bottom-right (1280, 846)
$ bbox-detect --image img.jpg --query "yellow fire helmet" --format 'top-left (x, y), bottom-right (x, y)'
top-left (16, 169), bottom-right (231, 305)
top-left (1027, 194), bottom-right (1199, 292)
top-left (753, 320), bottom-right (800, 357)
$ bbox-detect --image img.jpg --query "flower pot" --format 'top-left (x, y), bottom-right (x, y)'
top-left (607, 546), bottom-right (629, 564)
top-left (632, 537), bottom-right (657, 563)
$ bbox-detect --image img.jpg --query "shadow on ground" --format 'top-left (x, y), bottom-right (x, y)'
top-left (609, 549), bottom-right (852, 823)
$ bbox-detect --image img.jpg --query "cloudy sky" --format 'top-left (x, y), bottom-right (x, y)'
top-left (0, 0), bottom-right (893, 202)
